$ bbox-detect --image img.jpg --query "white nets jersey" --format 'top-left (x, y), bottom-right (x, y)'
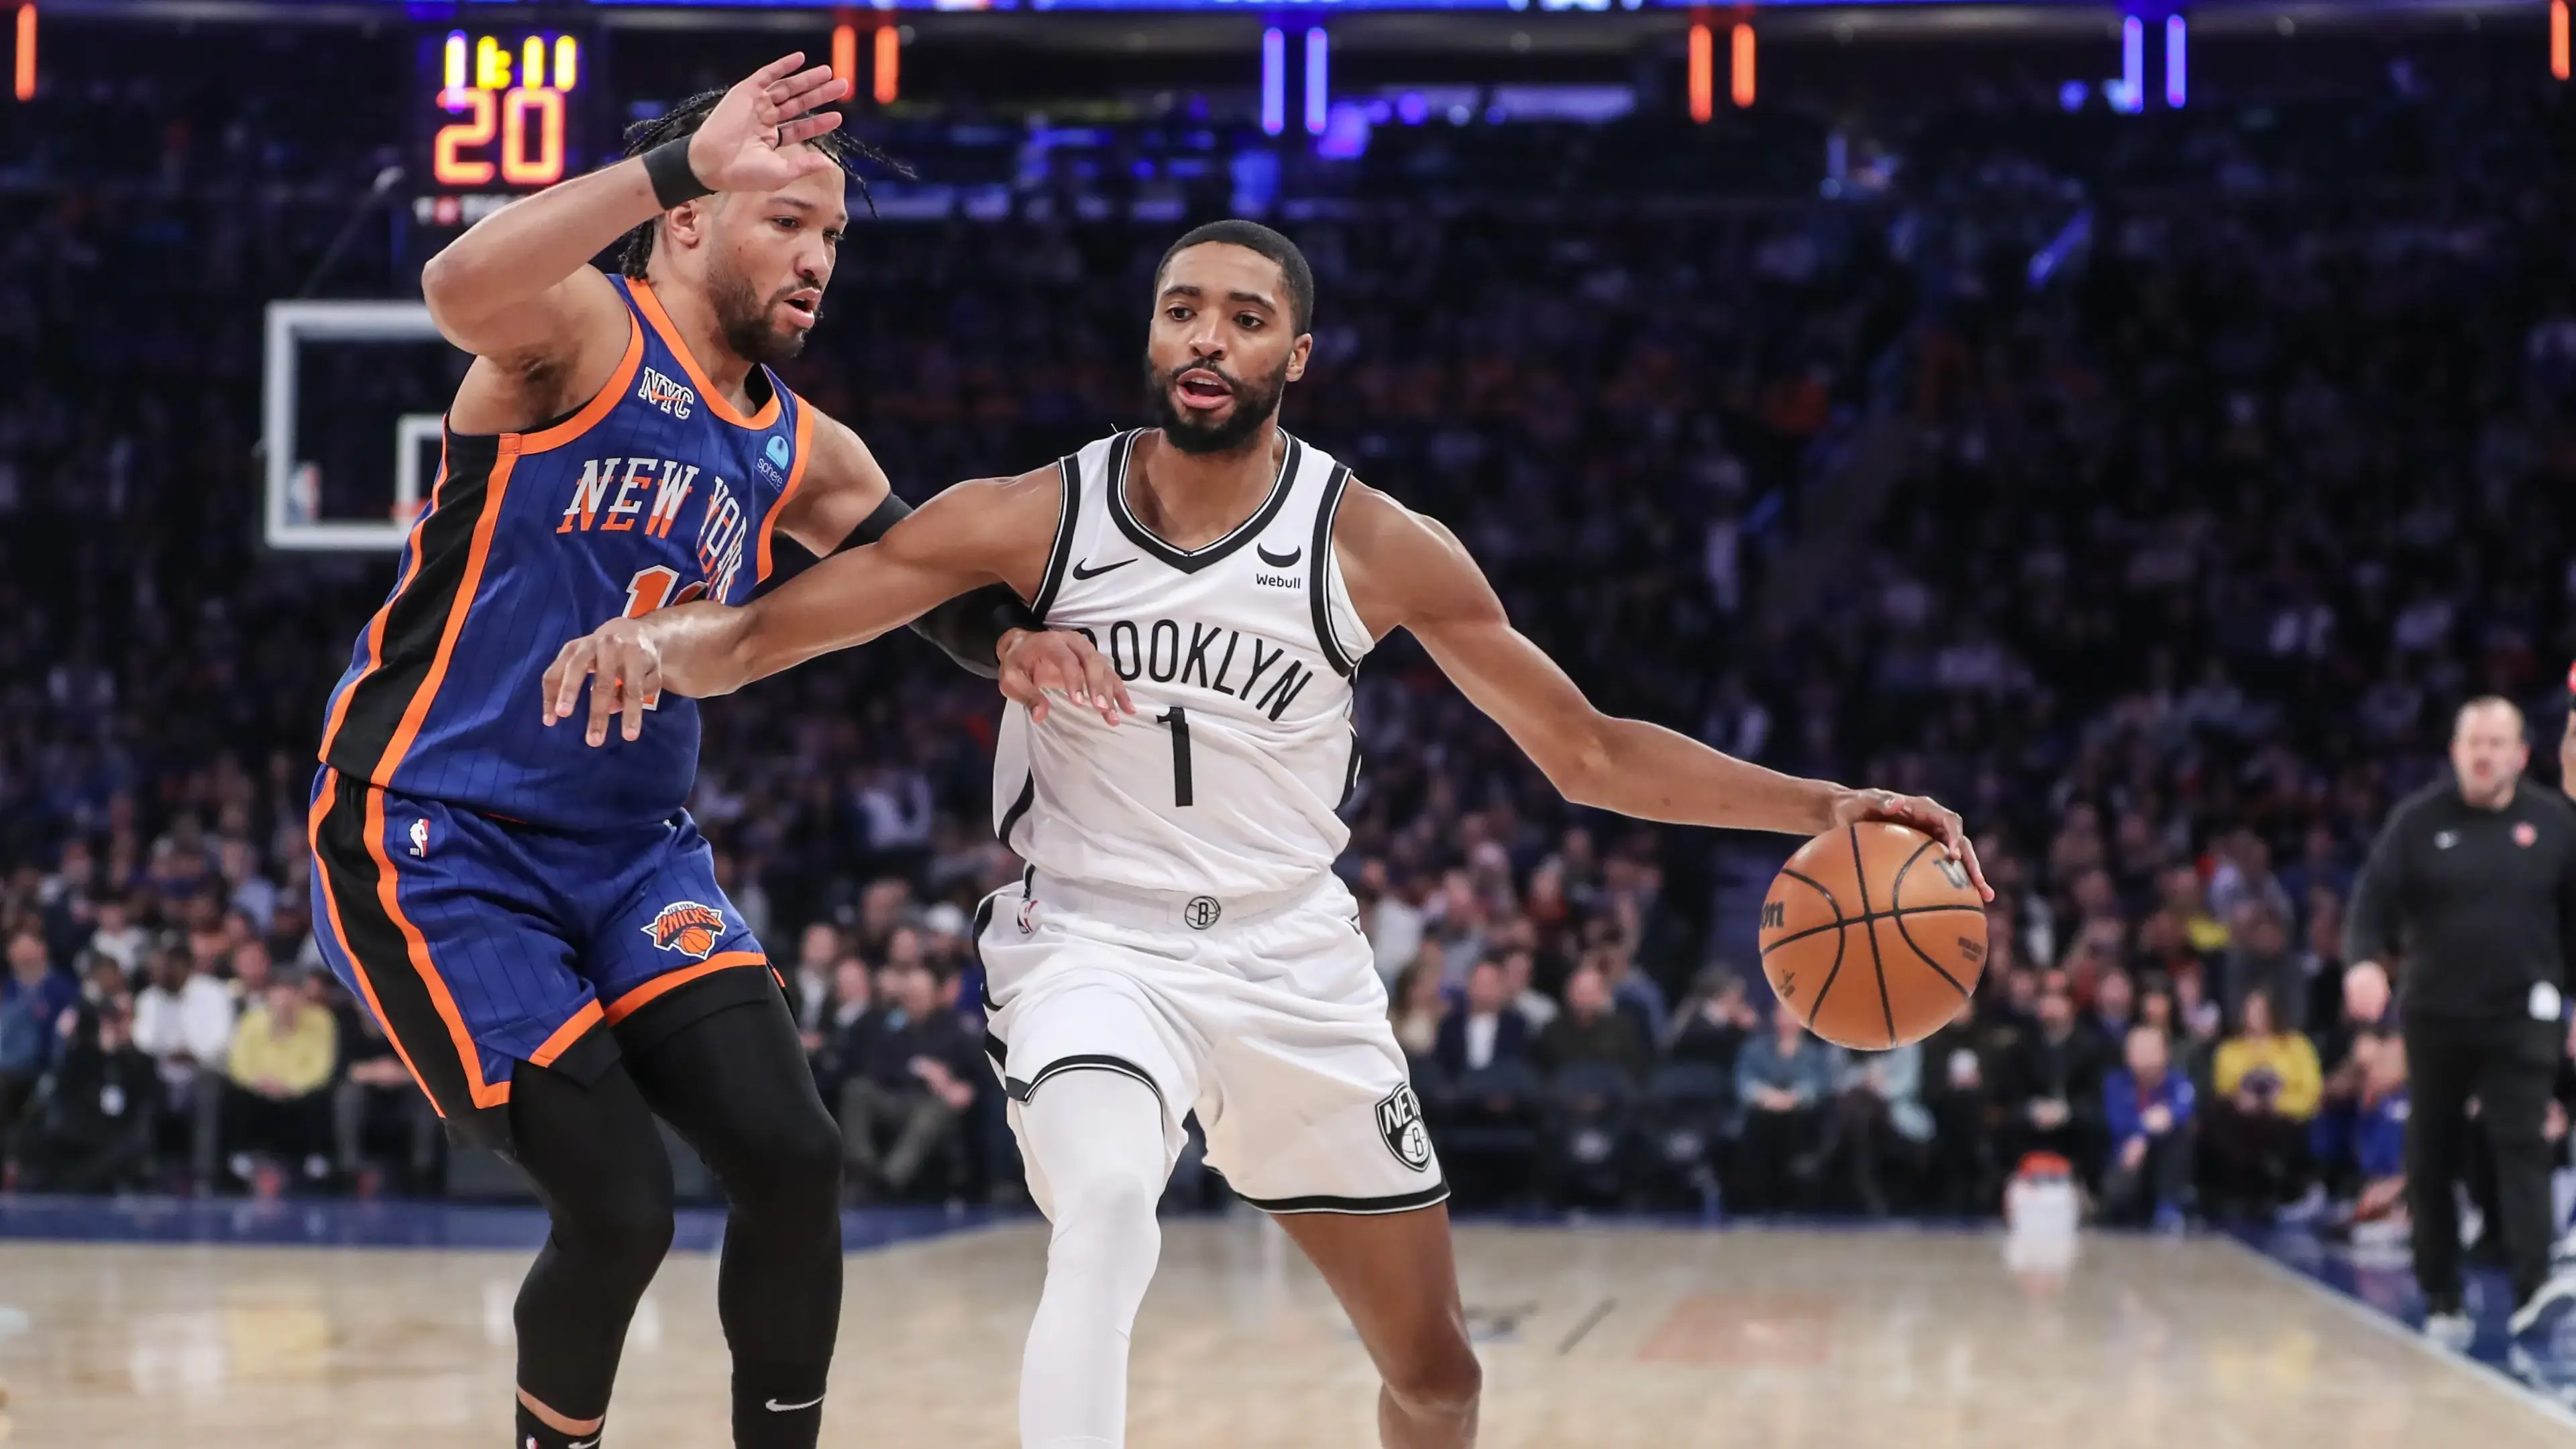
top-left (992, 429), bottom-right (1372, 900)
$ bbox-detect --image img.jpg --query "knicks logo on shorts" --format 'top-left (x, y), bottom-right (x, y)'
top-left (643, 901), bottom-right (727, 960)
top-left (1375, 1084), bottom-right (1434, 1173)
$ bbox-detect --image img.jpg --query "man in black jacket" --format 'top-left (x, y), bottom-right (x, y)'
top-left (2346, 696), bottom-right (2576, 1342)
top-left (23, 1003), bottom-right (161, 1193)
top-left (1992, 971), bottom-right (2109, 1187)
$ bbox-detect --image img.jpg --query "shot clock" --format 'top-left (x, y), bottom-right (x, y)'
top-left (409, 26), bottom-right (601, 232)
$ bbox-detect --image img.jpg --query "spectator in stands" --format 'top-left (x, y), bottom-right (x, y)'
top-left (1920, 1003), bottom-right (1996, 1212)
top-left (2314, 1029), bottom-right (2410, 1229)
top-left (1994, 972), bottom-right (2108, 1187)
top-left (1390, 956), bottom-right (1449, 1065)
top-left (2100, 1024), bottom-right (2195, 1230)
top-left (2089, 966), bottom-right (2136, 1044)
top-left (1536, 963), bottom-right (1650, 1085)
top-left (1501, 948), bottom-right (1558, 1034)
top-left (1733, 1001), bottom-right (1838, 1212)
top-left (1824, 1041), bottom-right (1932, 1216)
top-left (2220, 904), bottom-right (2308, 1036)
top-left (2202, 987), bottom-right (2322, 1221)
top-left (814, 954), bottom-right (879, 1106)
top-left (87, 898), bottom-right (146, 978)
top-left (788, 921), bottom-right (841, 1054)
top-left (1, 928), bottom-right (73, 1164)
top-left (131, 943), bottom-right (237, 1188)
top-left (331, 994), bottom-right (439, 1195)
top-left (1593, 941), bottom-right (1668, 1043)
top-left (21, 1002), bottom-right (160, 1193)
top-left (1436, 955), bottom-right (1532, 1081)
top-left (840, 959), bottom-right (978, 1202)
top-left (1664, 968), bottom-right (1758, 1078)
top-left (222, 975), bottom-right (337, 1191)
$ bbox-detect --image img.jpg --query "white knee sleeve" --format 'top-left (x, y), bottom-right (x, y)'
top-left (1017, 1068), bottom-right (1171, 1449)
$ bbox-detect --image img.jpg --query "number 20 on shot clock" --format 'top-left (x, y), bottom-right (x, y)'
top-left (411, 28), bottom-right (595, 232)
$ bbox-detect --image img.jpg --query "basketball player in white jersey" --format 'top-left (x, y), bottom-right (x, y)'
top-left (543, 219), bottom-right (1991, 1448)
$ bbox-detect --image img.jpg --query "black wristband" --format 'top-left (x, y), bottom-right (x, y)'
top-left (642, 136), bottom-right (713, 211)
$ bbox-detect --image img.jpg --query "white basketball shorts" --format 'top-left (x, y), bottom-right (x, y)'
top-left (975, 869), bottom-right (1448, 1216)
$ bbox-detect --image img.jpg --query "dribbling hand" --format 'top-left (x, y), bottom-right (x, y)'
top-left (685, 55), bottom-right (852, 197)
top-left (998, 628), bottom-right (1135, 727)
top-left (1829, 788), bottom-right (1994, 902)
top-left (542, 619), bottom-right (663, 747)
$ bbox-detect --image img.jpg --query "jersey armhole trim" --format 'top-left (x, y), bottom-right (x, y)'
top-left (513, 309), bottom-right (646, 456)
top-left (1307, 464), bottom-right (1358, 678)
top-left (753, 398), bottom-right (816, 584)
top-left (1029, 451), bottom-right (1084, 619)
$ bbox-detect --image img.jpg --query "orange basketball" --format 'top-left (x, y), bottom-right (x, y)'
top-left (1757, 821), bottom-right (1987, 1050)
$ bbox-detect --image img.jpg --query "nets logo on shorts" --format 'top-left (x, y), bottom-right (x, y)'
top-left (1375, 1084), bottom-right (1434, 1173)
top-left (643, 901), bottom-right (727, 960)
top-left (1183, 896), bottom-right (1223, 930)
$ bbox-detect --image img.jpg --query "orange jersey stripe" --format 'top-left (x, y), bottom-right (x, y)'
top-left (307, 771), bottom-right (444, 1117)
top-left (362, 779), bottom-right (508, 1110)
top-left (602, 950), bottom-right (767, 1026)
top-left (755, 401), bottom-right (816, 583)
top-left (529, 1000), bottom-right (605, 1069)
top-left (519, 311), bottom-right (645, 455)
top-left (375, 446), bottom-right (519, 781)
top-left (626, 276), bottom-right (782, 431)
top-left (317, 443), bottom-right (443, 763)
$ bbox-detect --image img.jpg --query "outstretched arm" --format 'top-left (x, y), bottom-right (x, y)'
top-left (1336, 483), bottom-right (1990, 896)
top-left (542, 467), bottom-right (1130, 744)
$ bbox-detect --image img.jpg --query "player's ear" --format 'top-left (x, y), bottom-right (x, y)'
top-left (1285, 331), bottom-right (1313, 384)
top-left (663, 196), bottom-right (712, 251)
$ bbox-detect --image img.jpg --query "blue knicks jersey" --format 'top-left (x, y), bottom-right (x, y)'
top-left (319, 276), bottom-right (809, 831)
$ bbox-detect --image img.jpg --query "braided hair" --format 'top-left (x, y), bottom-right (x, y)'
top-left (614, 89), bottom-right (908, 278)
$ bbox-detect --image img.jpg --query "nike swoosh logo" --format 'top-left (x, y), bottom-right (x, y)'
top-left (765, 1395), bottom-right (826, 1413)
top-left (570, 1439), bottom-right (600, 1448)
top-left (1069, 557), bottom-right (1134, 580)
top-left (1256, 544), bottom-right (1302, 568)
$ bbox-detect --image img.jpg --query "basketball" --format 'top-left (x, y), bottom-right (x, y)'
top-left (1758, 821), bottom-right (1987, 1050)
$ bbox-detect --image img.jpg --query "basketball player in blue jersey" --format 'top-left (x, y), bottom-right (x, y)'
top-left (548, 219), bottom-right (1989, 1449)
top-left (307, 57), bottom-right (1118, 1449)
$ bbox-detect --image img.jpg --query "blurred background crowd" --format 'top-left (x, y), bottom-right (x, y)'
top-left (4, 15), bottom-right (2576, 1232)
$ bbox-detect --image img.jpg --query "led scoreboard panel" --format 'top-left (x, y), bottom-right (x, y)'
top-left (411, 28), bottom-right (595, 231)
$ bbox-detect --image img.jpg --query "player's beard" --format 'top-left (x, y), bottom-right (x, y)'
top-left (708, 253), bottom-right (814, 366)
top-left (1146, 353), bottom-right (1289, 455)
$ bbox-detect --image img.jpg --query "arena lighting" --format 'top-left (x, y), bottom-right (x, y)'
top-left (1731, 20), bottom-right (1754, 107)
top-left (521, 36), bottom-right (545, 89)
top-left (553, 35), bottom-right (578, 90)
top-left (2555, 0), bottom-right (2569, 80)
top-left (14, 3), bottom-right (34, 103)
top-left (1686, 21), bottom-right (1711, 123)
top-left (833, 20), bottom-right (857, 86)
top-left (443, 30), bottom-right (467, 93)
top-left (2164, 14), bottom-right (2185, 105)
top-left (2106, 14), bottom-right (2143, 113)
top-left (1261, 28), bottom-right (1285, 135)
top-left (1305, 28), bottom-right (1329, 136)
top-left (875, 23), bottom-right (899, 104)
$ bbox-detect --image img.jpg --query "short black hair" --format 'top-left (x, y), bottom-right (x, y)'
top-left (613, 91), bottom-right (908, 278)
top-left (1154, 219), bottom-right (1314, 335)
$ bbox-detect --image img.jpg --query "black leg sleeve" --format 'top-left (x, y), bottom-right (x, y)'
top-left (508, 1057), bottom-right (678, 1427)
top-left (622, 991), bottom-right (846, 1449)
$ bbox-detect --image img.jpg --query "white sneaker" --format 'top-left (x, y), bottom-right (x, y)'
top-left (2510, 1271), bottom-right (2576, 1339)
top-left (2424, 1310), bottom-right (2476, 1350)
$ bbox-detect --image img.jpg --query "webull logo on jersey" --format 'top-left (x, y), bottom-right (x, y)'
top-left (1375, 1085), bottom-right (1434, 1172)
top-left (1074, 619), bottom-right (1318, 722)
top-left (643, 901), bottom-right (728, 960)
top-left (636, 366), bottom-right (696, 419)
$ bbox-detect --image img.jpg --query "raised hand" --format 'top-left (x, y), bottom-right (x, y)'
top-left (998, 628), bottom-right (1135, 727)
top-left (684, 54), bottom-right (851, 197)
top-left (1829, 788), bottom-right (1994, 902)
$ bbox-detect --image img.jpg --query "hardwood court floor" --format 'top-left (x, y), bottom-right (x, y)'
top-left (0, 1219), bottom-right (2565, 1447)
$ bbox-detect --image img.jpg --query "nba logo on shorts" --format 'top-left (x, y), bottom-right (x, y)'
top-left (407, 818), bottom-right (430, 858)
top-left (1375, 1085), bottom-right (1434, 1172)
top-left (643, 901), bottom-right (727, 960)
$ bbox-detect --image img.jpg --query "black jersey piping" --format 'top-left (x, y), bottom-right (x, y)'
top-left (1106, 430), bottom-right (1303, 574)
top-left (1029, 450), bottom-right (1085, 620)
top-left (1307, 462), bottom-right (1358, 678)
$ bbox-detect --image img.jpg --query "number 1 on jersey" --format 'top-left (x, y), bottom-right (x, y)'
top-left (1160, 707), bottom-right (1194, 807)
